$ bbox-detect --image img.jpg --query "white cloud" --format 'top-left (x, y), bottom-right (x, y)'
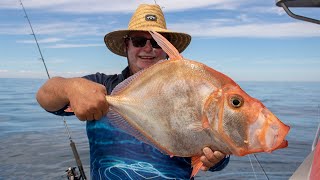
top-left (17, 38), bottom-right (63, 44)
top-left (235, 14), bottom-right (251, 23)
top-left (1, 0), bottom-right (319, 40)
top-left (155, 0), bottom-right (246, 11)
top-left (171, 21), bottom-right (320, 38)
top-left (46, 43), bottom-right (104, 48)
top-left (31, 22), bottom-right (104, 36)
top-left (0, 1), bottom-right (19, 9)
top-left (3, 17), bottom-right (319, 39)
top-left (245, 6), bottom-right (286, 16)
top-left (1, 0), bottom-right (246, 13)
top-left (0, 24), bottom-right (29, 35)
top-left (0, 21), bottom-right (108, 37)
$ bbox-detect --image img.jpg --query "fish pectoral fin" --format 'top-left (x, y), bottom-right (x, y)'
top-left (201, 114), bottom-right (210, 129)
top-left (202, 91), bottom-right (220, 129)
top-left (187, 115), bottom-right (210, 132)
top-left (149, 31), bottom-right (183, 60)
top-left (187, 122), bottom-right (204, 131)
top-left (191, 156), bottom-right (203, 178)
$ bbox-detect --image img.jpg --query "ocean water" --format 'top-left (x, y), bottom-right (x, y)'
top-left (0, 78), bottom-right (319, 180)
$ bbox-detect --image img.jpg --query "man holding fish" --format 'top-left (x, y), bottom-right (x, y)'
top-left (37, 4), bottom-right (230, 179)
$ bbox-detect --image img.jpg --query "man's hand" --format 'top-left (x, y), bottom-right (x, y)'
top-left (67, 78), bottom-right (109, 121)
top-left (200, 147), bottom-right (226, 171)
top-left (37, 76), bottom-right (108, 120)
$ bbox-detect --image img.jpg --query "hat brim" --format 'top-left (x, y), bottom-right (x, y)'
top-left (104, 29), bottom-right (191, 57)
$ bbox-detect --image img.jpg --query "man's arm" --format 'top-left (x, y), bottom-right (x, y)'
top-left (36, 77), bottom-right (73, 112)
top-left (36, 76), bottom-right (109, 120)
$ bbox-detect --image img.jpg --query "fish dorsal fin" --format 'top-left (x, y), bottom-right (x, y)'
top-left (149, 31), bottom-right (183, 60)
top-left (111, 70), bottom-right (143, 96)
top-left (111, 60), bottom-right (166, 95)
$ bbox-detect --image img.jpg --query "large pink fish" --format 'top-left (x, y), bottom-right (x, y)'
top-left (75, 31), bottom-right (290, 178)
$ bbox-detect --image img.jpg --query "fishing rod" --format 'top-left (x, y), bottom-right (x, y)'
top-left (19, 0), bottom-right (49, 79)
top-left (19, 1), bottom-right (87, 179)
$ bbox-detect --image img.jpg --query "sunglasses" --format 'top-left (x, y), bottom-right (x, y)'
top-left (126, 36), bottom-right (163, 49)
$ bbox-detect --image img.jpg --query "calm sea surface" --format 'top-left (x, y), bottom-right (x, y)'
top-left (0, 78), bottom-right (319, 180)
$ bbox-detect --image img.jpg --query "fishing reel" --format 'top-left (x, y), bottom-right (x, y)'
top-left (66, 167), bottom-right (83, 180)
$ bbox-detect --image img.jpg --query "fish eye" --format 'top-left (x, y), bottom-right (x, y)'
top-left (230, 96), bottom-right (243, 108)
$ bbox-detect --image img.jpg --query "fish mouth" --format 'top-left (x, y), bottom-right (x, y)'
top-left (262, 109), bottom-right (290, 152)
top-left (270, 124), bottom-right (290, 152)
top-left (263, 140), bottom-right (288, 153)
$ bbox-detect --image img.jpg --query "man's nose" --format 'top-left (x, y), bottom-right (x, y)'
top-left (142, 40), bottom-right (153, 52)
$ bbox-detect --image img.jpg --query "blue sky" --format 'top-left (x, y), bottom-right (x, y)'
top-left (0, 0), bottom-right (319, 81)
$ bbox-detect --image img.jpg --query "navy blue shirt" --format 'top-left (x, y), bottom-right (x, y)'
top-left (51, 67), bottom-right (229, 180)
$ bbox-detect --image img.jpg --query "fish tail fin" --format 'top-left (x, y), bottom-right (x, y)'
top-left (105, 97), bottom-right (174, 156)
top-left (106, 107), bottom-right (151, 144)
top-left (191, 156), bottom-right (203, 178)
top-left (149, 31), bottom-right (183, 60)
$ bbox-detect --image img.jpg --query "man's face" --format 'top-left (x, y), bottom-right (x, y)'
top-left (125, 31), bottom-right (167, 74)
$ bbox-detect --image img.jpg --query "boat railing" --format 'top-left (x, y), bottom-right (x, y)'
top-left (312, 122), bottom-right (320, 151)
top-left (276, 0), bottom-right (320, 25)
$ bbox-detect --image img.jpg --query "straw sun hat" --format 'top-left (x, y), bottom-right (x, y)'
top-left (104, 4), bottom-right (191, 57)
